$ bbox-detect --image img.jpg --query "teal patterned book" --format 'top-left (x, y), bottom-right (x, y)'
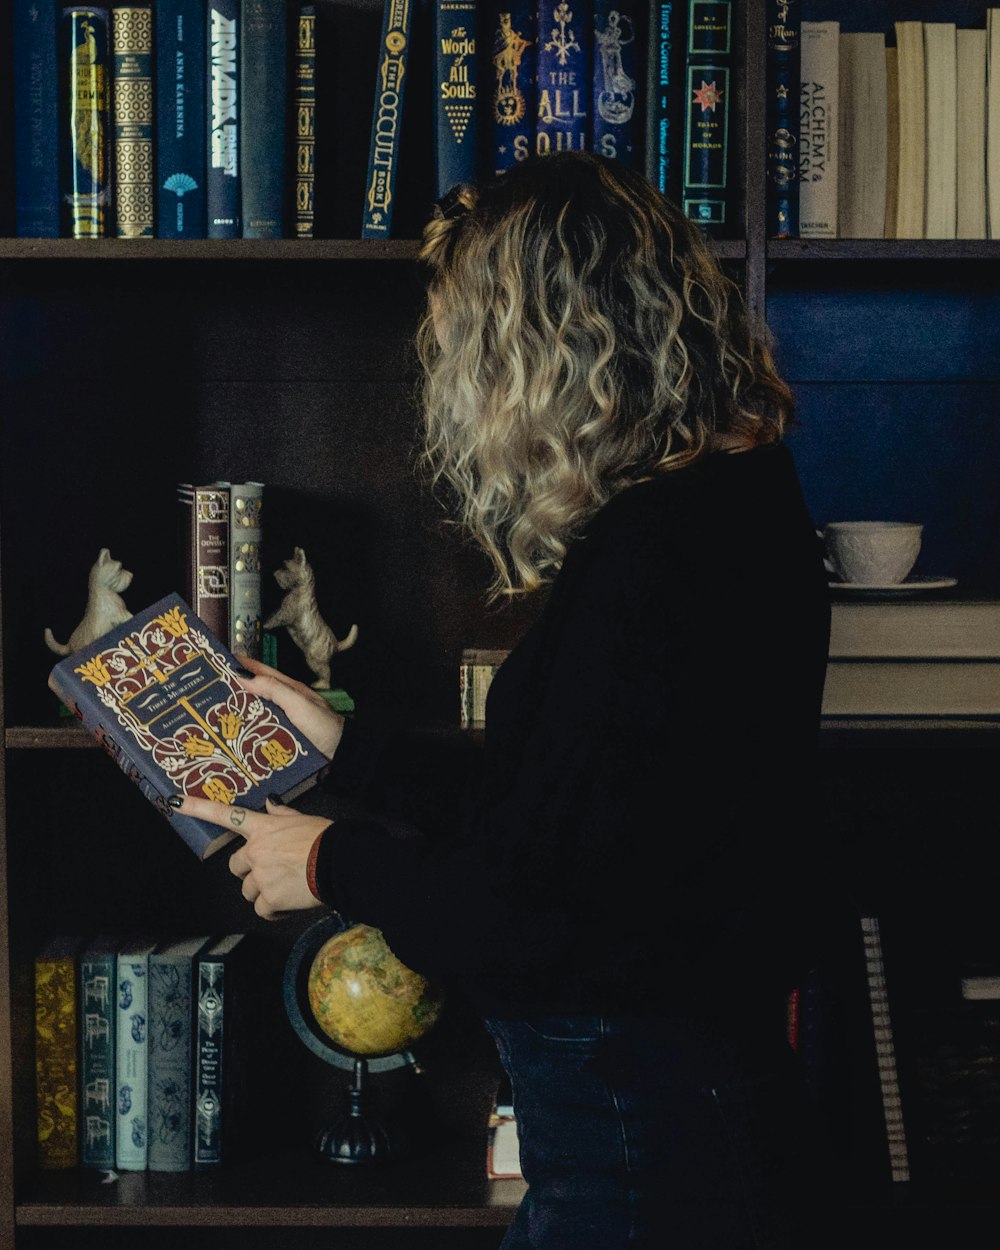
top-left (148, 936), bottom-right (212, 1171)
top-left (115, 936), bottom-right (157, 1170)
top-left (78, 935), bottom-right (119, 1170)
top-left (681, 0), bottom-right (733, 231)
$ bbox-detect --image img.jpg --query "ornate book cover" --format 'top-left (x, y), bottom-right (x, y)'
top-left (112, 4), bottom-right (155, 238)
top-left (294, 5), bottom-right (317, 238)
top-left (15, 0), bottom-right (61, 237)
top-left (35, 935), bottom-right (82, 1169)
top-left (644, 0), bottom-right (685, 199)
top-left (536, 0), bottom-right (591, 154)
top-left (78, 935), bottom-right (119, 1170)
top-left (178, 481), bottom-right (231, 643)
top-left (435, 0), bottom-right (480, 197)
top-left (765, 0), bottom-right (799, 238)
top-left (798, 20), bottom-right (838, 239)
top-left (362, 0), bottom-right (415, 238)
top-left (193, 932), bottom-right (249, 1168)
top-left (156, 0), bottom-right (208, 239)
top-left (207, 0), bottom-right (241, 237)
top-left (681, 0), bottom-right (733, 233)
top-left (115, 936), bottom-right (157, 1170)
top-left (242, 0), bottom-right (287, 238)
top-left (47, 593), bottom-right (328, 860)
top-left (59, 7), bottom-right (113, 237)
top-left (491, 1), bottom-right (536, 175)
top-left (592, 0), bottom-right (640, 167)
top-left (148, 936), bottom-right (211, 1171)
top-left (227, 481), bottom-right (264, 660)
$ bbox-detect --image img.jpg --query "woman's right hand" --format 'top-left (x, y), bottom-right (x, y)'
top-left (233, 655), bottom-right (345, 759)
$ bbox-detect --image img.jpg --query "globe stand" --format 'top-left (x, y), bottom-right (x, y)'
top-left (315, 1057), bottom-right (414, 1165)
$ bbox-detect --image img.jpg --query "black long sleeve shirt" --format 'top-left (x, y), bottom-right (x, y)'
top-left (314, 443), bottom-right (832, 1023)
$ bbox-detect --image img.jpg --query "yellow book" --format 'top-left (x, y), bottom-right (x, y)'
top-left (894, 21), bottom-right (926, 238)
top-left (987, 10), bottom-right (1000, 237)
top-left (957, 27), bottom-right (987, 239)
top-left (35, 937), bottom-right (81, 1169)
top-left (884, 45), bottom-right (899, 237)
top-left (923, 22), bottom-right (957, 238)
top-left (838, 33), bottom-right (887, 239)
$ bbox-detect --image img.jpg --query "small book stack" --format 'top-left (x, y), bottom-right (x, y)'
top-left (459, 648), bottom-right (510, 730)
top-left (823, 598), bottom-right (1000, 718)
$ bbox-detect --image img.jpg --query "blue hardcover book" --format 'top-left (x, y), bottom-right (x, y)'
top-left (535, 0), bottom-right (590, 155)
top-left (193, 933), bottom-right (250, 1168)
top-left (644, 0), bottom-right (685, 199)
top-left (434, 0), bottom-right (479, 196)
top-left (362, 0), bottom-right (416, 237)
top-left (490, 1), bottom-right (536, 174)
top-left (207, 0), bottom-right (241, 237)
top-left (148, 936), bottom-right (211, 1172)
top-left (115, 936), bottom-right (157, 1170)
top-left (765, 0), bottom-right (799, 237)
top-left (681, 0), bottom-right (732, 231)
top-left (59, 7), bottom-right (114, 237)
top-left (592, 0), bottom-right (640, 166)
top-left (156, 0), bottom-right (208, 238)
top-left (79, 935), bottom-right (119, 1170)
top-left (47, 592), bottom-right (328, 860)
top-left (293, 5), bottom-right (317, 238)
top-left (242, 0), bottom-right (287, 238)
top-left (14, 0), bottom-right (60, 237)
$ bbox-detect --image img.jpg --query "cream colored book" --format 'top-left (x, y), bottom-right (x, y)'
top-left (822, 661), bottom-right (1000, 716)
top-left (957, 27), bottom-right (987, 239)
top-left (894, 21), bottom-right (926, 238)
top-left (923, 23), bottom-right (957, 238)
top-left (829, 601), bottom-right (1000, 660)
top-left (838, 33), bottom-right (887, 238)
top-left (988, 10), bottom-right (1000, 237)
top-left (884, 46), bottom-right (899, 237)
top-left (800, 21), bottom-right (839, 237)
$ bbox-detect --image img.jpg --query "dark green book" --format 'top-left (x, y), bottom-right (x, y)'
top-left (242, 0), bottom-right (287, 238)
top-left (78, 935), bottom-right (119, 1170)
top-left (193, 933), bottom-right (250, 1168)
top-left (112, 4), bottom-right (155, 238)
top-left (59, 7), bottom-right (113, 237)
top-left (681, 0), bottom-right (733, 233)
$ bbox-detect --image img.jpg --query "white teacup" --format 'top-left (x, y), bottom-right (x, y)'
top-left (820, 521), bottom-right (923, 585)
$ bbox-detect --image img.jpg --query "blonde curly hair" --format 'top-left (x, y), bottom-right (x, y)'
top-left (417, 152), bottom-right (794, 598)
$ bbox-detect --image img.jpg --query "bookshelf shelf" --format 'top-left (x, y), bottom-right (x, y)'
top-left (5, 725), bottom-right (99, 749)
top-left (767, 239), bottom-right (1000, 261)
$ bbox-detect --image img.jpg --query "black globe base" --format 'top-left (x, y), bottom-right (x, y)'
top-left (315, 1058), bottom-right (412, 1165)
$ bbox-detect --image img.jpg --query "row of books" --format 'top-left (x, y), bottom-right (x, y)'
top-left (35, 932), bottom-right (252, 1171)
top-left (768, 11), bottom-right (1000, 240)
top-left (462, 600), bottom-right (1000, 721)
top-left (14, 1), bottom-right (740, 240)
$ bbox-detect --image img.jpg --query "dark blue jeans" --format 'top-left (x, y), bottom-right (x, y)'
top-left (483, 1013), bottom-right (816, 1250)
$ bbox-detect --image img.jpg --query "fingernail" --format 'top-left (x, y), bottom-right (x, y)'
top-left (167, 795), bottom-right (183, 809)
top-left (267, 793), bottom-right (284, 805)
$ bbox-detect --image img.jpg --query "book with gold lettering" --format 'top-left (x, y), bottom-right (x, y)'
top-left (112, 3), bottom-right (155, 238)
top-left (293, 5), bottom-right (317, 237)
top-left (362, 0), bottom-right (416, 237)
top-left (491, 1), bottom-right (536, 174)
top-left (435, 0), bottom-right (480, 196)
top-left (207, 0), bottom-right (241, 237)
top-left (47, 593), bottom-right (328, 859)
top-left (682, 0), bottom-right (734, 234)
top-left (59, 6), bottom-right (114, 237)
top-left (536, 0), bottom-right (591, 156)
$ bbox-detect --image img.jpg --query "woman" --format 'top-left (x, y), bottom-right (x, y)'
top-left (175, 152), bottom-right (832, 1248)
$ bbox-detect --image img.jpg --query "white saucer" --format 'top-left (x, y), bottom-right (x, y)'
top-left (829, 575), bottom-right (958, 596)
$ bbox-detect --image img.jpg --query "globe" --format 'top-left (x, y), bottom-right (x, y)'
top-left (283, 914), bottom-right (446, 1164)
top-left (307, 923), bottom-right (444, 1057)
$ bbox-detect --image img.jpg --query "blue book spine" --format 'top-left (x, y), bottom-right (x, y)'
top-left (535, 0), bottom-right (590, 155)
top-left (115, 942), bottom-right (155, 1170)
top-left (156, 0), bottom-right (208, 239)
top-left (207, 0), bottom-right (241, 237)
top-left (78, 941), bottom-right (117, 1170)
top-left (242, 0), bottom-right (287, 238)
top-left (14, 0), bottom-right (60, 237)
top-left (362, 0), bottom-right (415, 238)
top-left (490, 1), bottom-right (536, 174)
top-left (293, 5), bottom-right (316, 238)
top-left (434, 0), bottom-right (480, 197)
top-left (59, 7), bottom-right (114, 237)
top-left (148, 939), bottom-right (209, 1172)
top-left (765, 0), bottom-right (799, 237)
top-left (681, 0), bottom-right (732, 231)
top-left (644, 0), bottom-right (685, 199)
top-left (592, 0), bottom-right (640, 166)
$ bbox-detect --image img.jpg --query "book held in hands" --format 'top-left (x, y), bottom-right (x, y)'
top-left (47, 593), bottom-right (328, 859)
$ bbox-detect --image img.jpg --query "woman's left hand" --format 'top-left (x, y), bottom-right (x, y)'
top-left (174, 794), bottom-right (331, 919)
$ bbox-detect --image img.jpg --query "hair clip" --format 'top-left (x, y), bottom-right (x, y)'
top-left (435, 184), bottom-right (471, 220)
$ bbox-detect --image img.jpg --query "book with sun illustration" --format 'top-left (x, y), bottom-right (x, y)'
top-left (47, 593), bottom-right (327, 859)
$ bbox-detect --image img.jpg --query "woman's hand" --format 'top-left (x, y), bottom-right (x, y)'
top-left (174, 794), bottom-right (332, 919)
top-left (233, 654), bottom-right (345, 758)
